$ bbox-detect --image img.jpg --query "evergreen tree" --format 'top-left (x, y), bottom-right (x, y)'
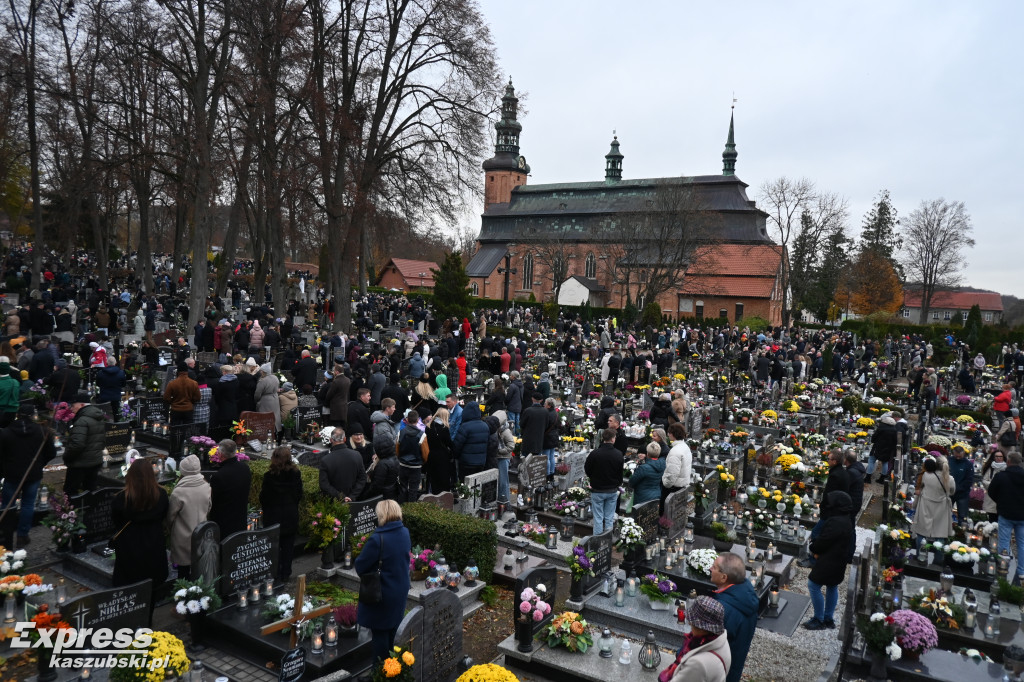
top-left (430, 251), bottom-right (472, 319)
top-left (804, 228), bottom-right (851, 323)
top-left (860, 189), bottom-right (901, 254)
top-left (964, 304), bottom-right (983, 348)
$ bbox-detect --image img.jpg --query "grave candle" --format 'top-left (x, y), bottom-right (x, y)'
top-left (311, 623), bottom-right (324, 654)
top-left (626, 577), bottom-right (638, 597)
top-left (265, 579), bottom-right (274, 597)
top-left (325, 615), bottom-right (338, 647)
top-left (615, 581), bottom-right (625, 607)
top-left (39, 486), bottom-right (48, 506)
top-left (503, 549), bottom-right (514, 571)
top-left (3, 595), bottom-right (14, 624)
top-left (57, 578), bottom-right (67, 606)
top-left (343, 551), bottom-right (353, 570)
top-left (250, 583), bottom-right (261, 603)
top-left (770, 588), bottom-right (780, 607)
top-left (237, 589), bottom-right (247, 609)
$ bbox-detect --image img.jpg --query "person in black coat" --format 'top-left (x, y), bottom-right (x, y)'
top-left (519, 393), bottom-right (549, 456)
top-left (111, 460), bottom-right (170, 591)
top-left (208, 440), bottom-right (253, 538)
top-left (803, 491), bottom-right (853, 630)
top-left (355, 500), bottom-right (412, 664)
top-left (46, 359), bottom-right (80, 403)
top-left (319, 428), bottom-right (366, 502)
top-left (292, 350), bottom-right (319, 390)
top-left (260, 446), bottom-right (303, 581)
top-left (844, 449), bottom-right (867, 523)
top-left (594, 395), bottom-right (618, 430)
top-left (347, 388), bottom-right (373, 437)
top-left (0, 405), bottom-right (55, 546)
top-left (867, 415), bottom-right (899, 483)
top-left (367, 438), bottom-right (401, 501)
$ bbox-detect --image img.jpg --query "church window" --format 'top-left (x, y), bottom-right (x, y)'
top-left (639, 270), bottom-right (648, 283)
top-left (735, 302), bottom-right (744, 321)
top-left (720, 309), bottom-right (728, 319)
top-left (522, 254), bottom-right (534, 290)
top-left (585, 253), bottom-right (596, 278)
top-left (695, 301), bottom-right (704, 320)
top-left (471, 282), bottom-right (479, 296)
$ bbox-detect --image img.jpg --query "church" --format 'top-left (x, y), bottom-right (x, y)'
top-left (465, 80), bottom-right (786, 326)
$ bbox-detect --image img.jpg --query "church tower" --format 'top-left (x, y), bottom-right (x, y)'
top-left (722, 110), bottom-right (737, 176)
top-left (483, 79), bottom-right (529, 210)
top-left (604, 135), bottom-right (623, 182)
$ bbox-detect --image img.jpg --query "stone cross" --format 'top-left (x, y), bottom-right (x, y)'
top-left (260, 575), bottom-right (333, 648)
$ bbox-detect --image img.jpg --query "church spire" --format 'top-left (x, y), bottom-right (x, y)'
top-left (722, 108), bottom-right (737, 176)
top-left (604, 134), bottom-right (623, 182)
top-left (494, 78), bottom-right (522, 156)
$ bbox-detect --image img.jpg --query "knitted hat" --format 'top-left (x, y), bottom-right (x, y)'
top-left (687, 596), bottom-right (725, 634)
top-left (245, 357), bottom-right (258, 367)
top-left (260, 363), bottom-right (272, 375)
top-left (180, 455), bottom-right (201, 475)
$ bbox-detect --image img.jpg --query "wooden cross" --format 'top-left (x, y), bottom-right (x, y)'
top-left (260, 575), bottom-right (335, 648)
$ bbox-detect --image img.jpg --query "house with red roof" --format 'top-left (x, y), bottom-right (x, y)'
top-left (376, 258), bottom-right (438, 292)
top-left (902, 287), bottom-right (1003, 324)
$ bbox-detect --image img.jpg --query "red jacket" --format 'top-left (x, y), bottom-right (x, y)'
top-left (994, 390), bottom-right (1012, 412)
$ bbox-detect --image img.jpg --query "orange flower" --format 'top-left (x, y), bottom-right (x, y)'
top-left (0, 575), bottom-right (22, 585)
top-left (402, 651), bottom-right (415, 666)
top-left (570, 620), bottom-right (585, 635)
top-left (382, 657), bottom-right (402, 677)
top-left (31, 612), bottom-right (71, 631)
top-left (23, 574), bottom-right (43, 586)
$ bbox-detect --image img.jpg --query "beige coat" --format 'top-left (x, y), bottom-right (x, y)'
top-left (912, 469), bottom-right (954, 539)
top-left (670, 631), bottom-right (731, 682)
top-left (279, 389), bottom-right (298, 420)
top-left (167, 475), bottom-right (212, 565)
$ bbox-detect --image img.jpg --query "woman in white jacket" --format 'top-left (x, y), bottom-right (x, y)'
top-left (661, 422), bottom-right (692, 513)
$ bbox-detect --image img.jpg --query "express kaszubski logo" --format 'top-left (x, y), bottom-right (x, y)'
top-left (11, 607), bottom-right (168, 671)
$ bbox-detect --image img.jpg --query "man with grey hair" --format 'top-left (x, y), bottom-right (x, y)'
top-left (319, 427), bottom-right (365, 503)
top-left (711, 552), bottom-right (759, 682)
top-left (209, 438), bottom-right (252, 537)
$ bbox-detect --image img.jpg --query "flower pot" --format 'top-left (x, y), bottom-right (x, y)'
top-left (869, 652), bottom-right (888, 680)
top-left (411, 569), bottom-right (428, 582)
top-left (713, 539), bottom-right (733, 553)
top-left (647, 597), bottom-right (673, 611)
top-left (340, 624), bottom-right (359, 638)
top-left (36, 648), bottom-right (58, 682)
top-left (187, 613), bottom-right (207, 648)
top-left (901, 647), bottom-right (922, 662)
top-left (516, 618), bottom-right (536, 653)
top-left (570, 577), bottom-right (584, 602)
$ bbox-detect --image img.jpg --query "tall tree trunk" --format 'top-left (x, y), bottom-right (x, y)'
top-left (137, 188), bottom-right (153, 294)
top-left (171, 196), bottom-right (187, 289)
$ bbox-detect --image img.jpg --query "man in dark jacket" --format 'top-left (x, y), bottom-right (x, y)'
top-left (712, 552), bottom-right (760, 682)
top-left (319, 428), bottom-right (366, 502)
top-left (798, 448), bottom-right (849, 568)
top-left (0, 404), bottom-right (56, 546)
top-left (63, 395), bottom-right (107, 495)
top-left (46, 358), bottom-right (81, 403)
top-left (584, 428), bottom-right (624, 535)
top-left (505, 371), bottom-right (524, 436)
top-left (347, 388), bottom-right (373, 438)
top-left (519, 392), bottom-right (549, 457)
top-left (209, 439), bottom-right (252, 538)
top-left (868, 414), bottom-right (898, 483)
top-left (948, 444), bottom-right (974, 526)
top-left (452, 402), bottom-right (489, 479)
top-left (989, 451), bottom-right (1024, 581)
top-left (804, 491), bottom-right (853, 630)
top-left (96, 357), bottom-right (127, 405)
top-left (844, 449), bottom-right (866, 523)
top-left (292, 350), bottom-right (320, 390)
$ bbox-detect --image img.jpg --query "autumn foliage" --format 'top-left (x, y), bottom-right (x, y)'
top-left (834, 249), bottom-right (903, 315)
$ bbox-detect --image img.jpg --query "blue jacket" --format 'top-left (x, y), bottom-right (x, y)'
top-left (407, 353), bottom-right (424, 378)
top-left (448, 404), bottom-right (463, 440)
top-left (355, 520), bottom-right (412, 630)
top-left (715, 579), bottom-right (760, 682)
top-left (96, 365), bottom-right (126, 405)
top-left (948, 455), bottom-right (974, 500)
top-left (452, 402), bottom-right (489, 467)
top-left (629, 457), bottom-right (666, 505)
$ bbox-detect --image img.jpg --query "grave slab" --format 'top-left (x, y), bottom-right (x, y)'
top-left (498, 633), bottom-right (660, 682)
top-left (581, 591), bottom-right (686, 649)
top-left (328, 567), bottom-right (487, 619)
top-left (755, 590), bottom-right (810, 637)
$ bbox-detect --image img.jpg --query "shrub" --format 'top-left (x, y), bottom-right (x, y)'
top-left (640, 301), bottom-right (663, 329)
top-left (743, 316), bottom-right (770, 334)
top-left (248, 460), bottom-right (325, 529)
top-left (935, 406), bottom-right (992, 427)
top-left (402, 502), bottom-right (497, 583)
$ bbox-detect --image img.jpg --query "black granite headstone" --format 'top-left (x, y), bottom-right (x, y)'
top-left (519, 454), bottom-right (548, 492)
top-left (138, 396), bottom-right (169, 424)
top-left (580, 529), bottom-right (613, 594)
top-left (346, 496), bottom-right (383, 542)
top-left (295, 405), bottom-right (321, 432)
top-left (664, 490), bottom-right (688, 540)
top-left (632, 499), bottom-right (660, 544)
top-left (513, 566), bottom-right (557, 636)
top-left (278, 647), bottom-right (305, 682)
top-left (190, 521), bottom-right (221, 588)
top-left (480, 479), bottom-right (497, 506)
top-left (219, 525), bottom-right (280, 596)
top-left (169, 422), bottom-right (209, 458)
top-left (104, 422), bottom-right (133, 459)
top-left (63, 579), bottom-right (153, 632)
top-left (75, 487), bottom-right (122, 543)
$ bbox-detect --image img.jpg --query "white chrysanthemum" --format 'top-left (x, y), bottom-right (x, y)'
top-left (0, 562), bottom-right (9, 573)
top-left (11, 561), bottom-right (23, 571)
top-left (175, 602), bottom-right (188, 615)
top-left (200, 596), bottom-right (211, 609)
top-left (13, 550), bottom-right (26, 560)
top-left (886, 642), bottom-right (902, 661)
top-left (870, 612), bottom-right (886, 622)
top-left (175, 589), bottom-right (187, 599)
top-left (187, 600), bottom-right (202, 614)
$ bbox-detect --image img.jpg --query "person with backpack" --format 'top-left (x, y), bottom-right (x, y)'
top-left (996, 411), bottom-right (1019, 455)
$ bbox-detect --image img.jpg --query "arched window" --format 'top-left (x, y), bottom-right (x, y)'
top-left (522, 254), bottom-right (534, 289)
top-left (471, 282), bottom-right (479, 296)
top-left (585, 253), bottom-right (596, 279)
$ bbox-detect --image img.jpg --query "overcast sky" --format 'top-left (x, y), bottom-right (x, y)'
top-left (466, 0), bottom-right (1023, 298)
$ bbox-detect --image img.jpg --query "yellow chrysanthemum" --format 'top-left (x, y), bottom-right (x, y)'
top-left (383, 657), bottom-right (403, 677)
top-left (403, 651), bottom-right (415, 666)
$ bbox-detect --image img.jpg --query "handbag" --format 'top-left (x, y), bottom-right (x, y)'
top-left (358, 534), bottom-right (384, 604)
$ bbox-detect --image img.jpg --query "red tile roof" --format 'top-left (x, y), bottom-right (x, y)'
top-left (688, 244), bottom-right (783, 277)
top-left (902, 288), bottom-right (1003, 312)
top-left (386, 258), bottom-right (439, 287)
top-left (681, 276), bottom-right (775, 299)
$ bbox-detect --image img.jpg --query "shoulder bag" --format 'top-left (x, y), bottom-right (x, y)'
top-left (358, 534), bottom-right (384, 604)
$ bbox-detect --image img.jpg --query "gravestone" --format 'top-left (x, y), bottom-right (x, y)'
top-left (294, 404), bottom-right (321, 433)
top-left (559, 451), bottom-right (587, 491)
top-left (75, 487), bottom-right (122, 544)
top-left (725, 389), bottom-right (735, 411)
top-left (519, 454), bottom-right (548, 493)
top-left (196, 351), bottom-right (218, 365)
top-left (463, 468), bottom-right (498, 510)
top-left (395, 587), bottom-right (463, 682)
top-left (63, 579), bottom-right (153, 631)
top-left (708, 405), bottom-right (721, 430)
top-left (580, 529), bottom-right (613, 594)
top-left (169, 422), bottom-right (209, 459)
top-left (190, 522), bottom-right (221, 587)
top-left (219, 525), bottom-right (280, 596)
top-left (632, 499), bottom-right (660, 544)
top-left (664, 490), bottom-right (688, 541)
top-left (419, 491), bottom-right (455, 511)
top-left (513, 565), bottom-right (557, 637)
top-left (239, 411), bottom-right (277, 443)
top-left (346, 496), bottom-right (383, 544)
top-left (278, 647), bottom-right (305, 682)
top-left (104, 422), bottom-right (134, 459)
top-left (137, 396), bottom-right (169, 425)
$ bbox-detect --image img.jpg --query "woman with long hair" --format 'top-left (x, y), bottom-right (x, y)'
top-left (424, 407), bottom-right (453, 493)
top-left (411, 374), bottom-right (438, 421)
top-left (981, 448), bottom-right (1008, 522)
top-left (260, 446), bottom-right (303, 581)
top-left (112, 459), bottom-right (169, 588)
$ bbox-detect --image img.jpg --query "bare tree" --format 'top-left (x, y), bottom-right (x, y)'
top-left (617, 180), bottom-right (720, 307)
top-left (788, 191), bottom-right (848, 320)
top-left (532, 232), bottom-right (572, 303)
top-left (758, 177), bottom-right (818, 327)
top-left (902, 198), bottom-right (974, 324)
